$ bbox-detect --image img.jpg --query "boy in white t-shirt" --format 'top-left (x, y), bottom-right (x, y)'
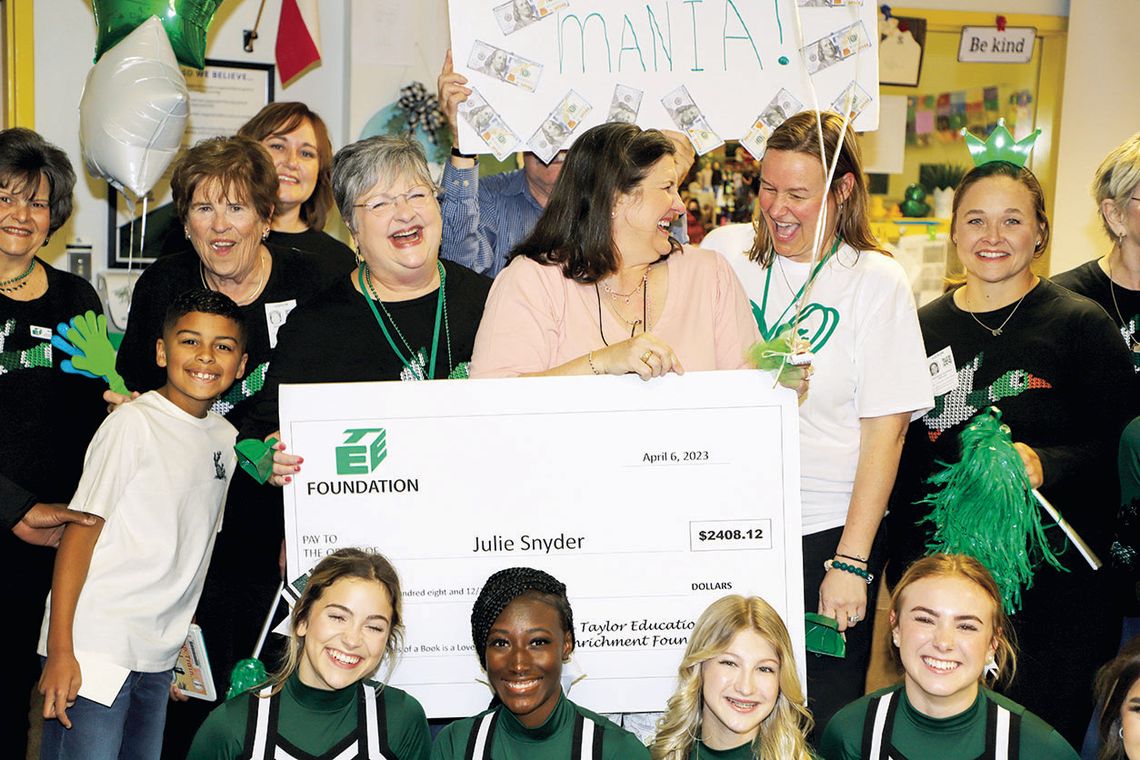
top-left (37, 289), bottom-right (248, 760)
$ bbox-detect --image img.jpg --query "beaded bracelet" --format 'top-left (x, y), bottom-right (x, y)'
top-left (587, 351), bottom-right (601, 375)
top-left (824, 558), bottom-right (873, 584)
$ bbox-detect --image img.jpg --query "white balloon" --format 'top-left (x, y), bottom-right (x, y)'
top-left (79, 16), bottom-right (190, 197)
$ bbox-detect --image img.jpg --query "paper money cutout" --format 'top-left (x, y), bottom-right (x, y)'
top-left (528, 90), bottom-right (593, 163)
top-left (661, 85), bottom-right (725, 156)
top-left (802, 21), bottom-right (871, 74)
top-left (458, 88), bottom-right (521, 161)
top-left (494, 0), bottom-right (568, 35)
top-left (741, 89), bottom-right (804, 160)
top-left (468, 40), bottom-right (542, 92)
top-left (830, 81), bottom-right (873, 120)
top-left (606, 84), bottom-right (644, 124)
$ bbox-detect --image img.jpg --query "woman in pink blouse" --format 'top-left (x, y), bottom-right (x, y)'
top-left (469, 123), bottom-right (759, 379)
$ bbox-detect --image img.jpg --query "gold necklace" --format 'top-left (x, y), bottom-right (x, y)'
top-left (200, 250), bottom-right (267, 306)
top-left (1107, 253), bottom-right (1140, 352)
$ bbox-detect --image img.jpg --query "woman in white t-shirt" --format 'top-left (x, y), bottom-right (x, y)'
top-left (702, 110), bottom-right (933, 737)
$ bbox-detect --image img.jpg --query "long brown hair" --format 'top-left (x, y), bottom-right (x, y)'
top-left (266, 548), bottom-right (404, 696)
top-left (511, 122), bottom-right (680, 283)
top-left (749, 111), bottom-right (884, 266)
top-left (238, 102), bottom-right (335, 230)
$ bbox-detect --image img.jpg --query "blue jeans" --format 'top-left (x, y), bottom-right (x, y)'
top-left (40, 665), bottom-right (171, 760)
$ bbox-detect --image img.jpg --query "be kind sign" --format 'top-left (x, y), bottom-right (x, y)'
top-left (449, 0), bottom-right (880, 160)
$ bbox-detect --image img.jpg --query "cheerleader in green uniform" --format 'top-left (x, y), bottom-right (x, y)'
top-left (430, 567), bottom-right (649, 760)
top-left (188, 548), bottom-right (430, 760)
top-left (649, 596), bottom-right (813, 760)
top-left (819, 554), bottom-right (1076, 760)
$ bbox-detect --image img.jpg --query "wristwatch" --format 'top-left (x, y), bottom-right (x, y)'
top-left (450, 146), bottom-right (477, 160)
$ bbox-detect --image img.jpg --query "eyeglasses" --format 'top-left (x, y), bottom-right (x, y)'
top-left (353, 186), bottom-right (436, 217)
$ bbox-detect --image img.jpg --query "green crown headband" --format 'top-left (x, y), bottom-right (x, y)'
top-left (960, 118), bottom-right (1042, 169)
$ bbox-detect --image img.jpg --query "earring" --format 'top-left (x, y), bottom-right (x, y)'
top-left (1121, 726), bottom-right (1126, 740)
top-left (983, 656), bottom-right (998, 679)
top-left (262, 228), bottom-right (270, 241)
top-left (891, 635), bottom-right (899, 647)
top-left (184, 228), bottom-right (191, 240)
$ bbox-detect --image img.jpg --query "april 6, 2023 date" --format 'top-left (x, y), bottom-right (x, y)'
top-left (642, 450), bottom-right (710, 463)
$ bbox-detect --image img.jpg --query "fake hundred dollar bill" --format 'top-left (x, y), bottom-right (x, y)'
top-left (829, 81), bottom-right (873, 120)
top-left (741, 89), bottom-right (804, 160)
top-left (494, 0), bottom-right (569, 35)
top-left (661, 85), bottom-right (724, 155)
top-left (528, 90), bottom-right (593, 163)
top-left (606, 84), bottom-right (644, 124)
top-left (467, 40), bottom-right (543, 92)
top-left (801, 20), bottom-right (872, 74)
top-left (458, 88), bottom-right (520, 161)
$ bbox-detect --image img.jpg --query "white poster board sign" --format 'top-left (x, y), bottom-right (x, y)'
top-left (280, 371), bottom-right (804, 717)
top-left (448, 1), bottom-right (880, 160)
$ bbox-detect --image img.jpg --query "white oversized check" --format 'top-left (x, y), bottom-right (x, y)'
top-left (280, 370), bottom-right (803, 717)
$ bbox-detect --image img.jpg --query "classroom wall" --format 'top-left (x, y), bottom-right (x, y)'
top-left (1049, 0), bottom-right (1140, 274)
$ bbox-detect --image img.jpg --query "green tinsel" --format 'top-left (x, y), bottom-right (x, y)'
top-left (747, 324), bottom-right (806, 387)
top-left (919, 407), bottom-right (1066, 613)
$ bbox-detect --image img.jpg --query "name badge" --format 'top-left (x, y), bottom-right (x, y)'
top-left (264, 299), bottom-right (297, 349)
top-left (927, 345), bottom-right (958, 396)
top-left (30, 325), bottom-right (53, 340)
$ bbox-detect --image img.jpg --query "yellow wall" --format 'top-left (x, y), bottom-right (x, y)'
top-left (863, 8), bottom-right (1066, 271)
top-left (877, 31), bottom-right (1042, 200)
top-left (4, 0), bottom-right (34, 128)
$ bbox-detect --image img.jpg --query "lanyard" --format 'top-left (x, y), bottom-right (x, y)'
top-left (357, 262), bottom-right (445, 380)
top-left (757, 238), bottom-right (841, 340)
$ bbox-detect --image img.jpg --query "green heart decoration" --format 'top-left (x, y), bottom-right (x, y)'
top-left (91, 0), bottom-right (223, 69)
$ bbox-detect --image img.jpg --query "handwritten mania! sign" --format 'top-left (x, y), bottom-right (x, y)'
top-left (450, 0), bottom-right (881, 159)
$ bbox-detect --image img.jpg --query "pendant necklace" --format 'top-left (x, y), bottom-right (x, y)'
top-left (1107, 254), bottom-right (1140, 352)
top-left (964, 287), bottom-right (1029, 337)
top-left (595, 267), bottom-right (651, 346)
top-left (0, 258), bottom-right (37, 293)
top-left (358, 262), bottom-right (453, 379)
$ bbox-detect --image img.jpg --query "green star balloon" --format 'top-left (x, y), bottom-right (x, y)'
top-left (91, 0), bottom-right (223, 69)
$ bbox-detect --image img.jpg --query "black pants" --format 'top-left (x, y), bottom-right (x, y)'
top-left (5, 539), bottom-right (53, 759)
top-left (803, 525), bottom-right (885, 741)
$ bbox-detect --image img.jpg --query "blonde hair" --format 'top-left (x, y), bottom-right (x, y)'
top-left (1092, 131), bottom-right (1140, 240)
top-left (650, 596), bottom-right (812, 760)
top-left (889, 554), bottom-right (1017, 688)
top-left (266, 548), bottom-right (404, 696)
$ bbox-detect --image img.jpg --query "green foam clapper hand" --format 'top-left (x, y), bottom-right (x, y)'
top-left (805, 612), bottom-right (846, 658)
top-left (63, 310), bottom-right (129, 395)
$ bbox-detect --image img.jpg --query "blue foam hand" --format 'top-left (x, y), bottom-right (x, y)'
top-left (52, 326), bottom-right (99, 378)
top-left (60, 358), bottom-right (100, 379)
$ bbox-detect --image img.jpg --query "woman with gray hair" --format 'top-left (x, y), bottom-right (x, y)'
top-left (1053, 131), bottom-right (1140, 366)
top-left (241, 135), bottom-right (492, 447)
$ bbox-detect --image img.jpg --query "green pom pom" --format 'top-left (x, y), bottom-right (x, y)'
top-left (919, 407), bottom-right (1067, 612)
top-left (747, 324), bottom-right (805, 388)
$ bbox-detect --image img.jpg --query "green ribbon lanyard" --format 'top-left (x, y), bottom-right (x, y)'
top-left (358, 262), bottom-right (446, 380)
top-left (757, 238), bottom-right (841, 340)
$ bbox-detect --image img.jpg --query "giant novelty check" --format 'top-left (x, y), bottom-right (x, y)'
top-left (280, 370), bottom-right (803, 717)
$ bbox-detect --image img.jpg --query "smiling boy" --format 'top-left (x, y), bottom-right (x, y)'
top-left (37, 290), bottom-right (247, 760)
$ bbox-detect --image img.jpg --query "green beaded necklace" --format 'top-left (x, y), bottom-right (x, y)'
top-left (358, 261), bottom-right (455, 380)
